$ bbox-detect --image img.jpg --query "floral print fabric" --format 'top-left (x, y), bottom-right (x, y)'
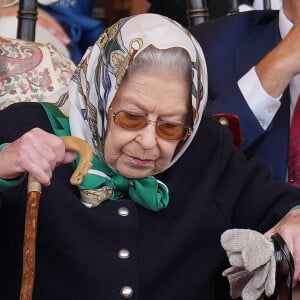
top-left (0, 37), bottom-right (75, 114)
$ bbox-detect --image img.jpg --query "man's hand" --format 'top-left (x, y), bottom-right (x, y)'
top-left (256, 22), bottom-right (300, 98)
top-left (265, 209), bottom-right (300, 287)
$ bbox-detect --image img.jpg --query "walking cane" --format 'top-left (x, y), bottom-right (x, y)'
top-left (19, 136), bottom-right (93, 300)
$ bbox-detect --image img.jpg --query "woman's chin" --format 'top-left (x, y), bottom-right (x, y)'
top-left (118, 166), bottom-right (154, 179)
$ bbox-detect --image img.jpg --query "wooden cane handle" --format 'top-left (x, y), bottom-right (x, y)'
top-left (61, 136), bottom-right (93, 186)
top-left (20, 136), bottom-right (93, 300)
top-left (26, 136), bottom-right (94, 194)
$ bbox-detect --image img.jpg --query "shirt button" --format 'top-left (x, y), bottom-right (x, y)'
top-left (120, 286), bottom-right (133, 298)
top-left (258, 119), bottom-right (265, 127)
top-left (118, 207), bottom-right (129, 216)
top-left (266, 106), bottom-right (276, 113)
top-left (118, 248), bottom-right (130, 259)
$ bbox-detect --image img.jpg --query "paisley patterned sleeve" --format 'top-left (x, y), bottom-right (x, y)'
top-left (0, 36), bottom-right (75, 113)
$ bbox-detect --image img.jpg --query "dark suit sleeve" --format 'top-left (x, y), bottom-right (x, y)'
top-left (190, 11), bottom-right (284, 153)
top-left (191, 24), bottom-right (265, 150)
top-left (206, 80), bottom-right (266, 148)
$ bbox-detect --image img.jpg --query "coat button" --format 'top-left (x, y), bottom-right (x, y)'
top-left (118, 249), bottom-right (130, 259)
top-left (218, 116), bottom-right (229, 127)
top-left (118, 207), bottom-right (129, 216)
top-left (120, 286), bottom-right (133, 298)
top-left (266, 105), bottom-right (277, 113)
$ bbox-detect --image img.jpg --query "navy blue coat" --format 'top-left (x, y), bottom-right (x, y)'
top-left (0, 103), bottom-right (299, 299)
top-left (191, 10), bottom-right (289, 182)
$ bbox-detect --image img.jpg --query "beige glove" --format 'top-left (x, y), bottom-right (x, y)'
top-left (221, 229), bottom-right (276, 300)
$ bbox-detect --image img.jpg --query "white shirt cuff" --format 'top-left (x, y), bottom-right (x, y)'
top-left (238, 4), bottom-right (254, 12)
top-left (238, 67), bottom-right (281, 130)
top-left (38, 0), bottom-right (58, 4)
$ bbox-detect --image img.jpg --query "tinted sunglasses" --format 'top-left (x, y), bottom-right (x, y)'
top-left (109, 109), bottom-right (192, 141)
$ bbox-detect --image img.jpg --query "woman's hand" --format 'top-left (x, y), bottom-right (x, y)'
top-left (0, 128), bottom-right (76, 186)
top-left (0, 5), bottom-right (71, 45)
top-left (265, 209), bottom-right (300, 287)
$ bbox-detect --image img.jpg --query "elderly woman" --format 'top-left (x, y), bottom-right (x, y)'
top-left (0, 14), bottom-right (299, 299)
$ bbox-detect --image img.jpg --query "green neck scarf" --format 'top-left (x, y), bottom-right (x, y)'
top-left (40, 102), bottom-right (169, 212)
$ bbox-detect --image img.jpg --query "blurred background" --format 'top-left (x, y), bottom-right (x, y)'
top-left (92, 0), bottom-right (150, 28)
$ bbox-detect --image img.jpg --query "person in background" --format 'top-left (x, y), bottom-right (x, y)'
top-left (0, 0), bottom-right (104, 63)
top-left (191, 0), bottom-right (299, 183)
top-left (146, 0), bottom-right (280, 28)
top-left (0, 0), bottom-right (71, 57)
top-left (40, 0), bottom-right (104, 63)
top-left (0, 13), bottom-right (299, 299)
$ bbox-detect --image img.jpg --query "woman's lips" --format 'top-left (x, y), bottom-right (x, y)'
top-left (130, 156), bottom-right (153, 166)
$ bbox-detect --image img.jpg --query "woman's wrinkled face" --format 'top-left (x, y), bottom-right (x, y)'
top-left (104, 69), bottom-right (190, 179)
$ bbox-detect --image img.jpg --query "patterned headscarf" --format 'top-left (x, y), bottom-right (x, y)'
top-left (67, 14), bottom-right (208, 211)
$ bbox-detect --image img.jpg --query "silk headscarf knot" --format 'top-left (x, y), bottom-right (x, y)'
top-left (79, 155), bottom-right (169, 211)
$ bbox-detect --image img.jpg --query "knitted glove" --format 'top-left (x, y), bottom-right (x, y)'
top-left (221, 229), bottom-right (276, 300)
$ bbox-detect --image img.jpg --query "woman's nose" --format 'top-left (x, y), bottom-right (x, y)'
top-left (135, 123), bottom-right (157, 149)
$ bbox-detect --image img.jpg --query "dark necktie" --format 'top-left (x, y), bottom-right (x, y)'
top-left (288, 95), bottom-right (300, 187)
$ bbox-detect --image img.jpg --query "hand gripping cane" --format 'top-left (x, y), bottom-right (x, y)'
top-left (19, 136), bottom-right (93, 300)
